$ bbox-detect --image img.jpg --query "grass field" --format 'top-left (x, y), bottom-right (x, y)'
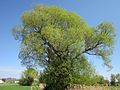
top-left (0, 84), bottom-right (30, 90)
top-left (0, 84), bottom-right (120, 90)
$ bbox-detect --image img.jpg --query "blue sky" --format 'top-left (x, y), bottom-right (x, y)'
top-left (0, 0), bottom-right (120, 79)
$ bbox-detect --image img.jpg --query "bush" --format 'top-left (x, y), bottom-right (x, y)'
top-left (18, 77), bottom-right (34, 86)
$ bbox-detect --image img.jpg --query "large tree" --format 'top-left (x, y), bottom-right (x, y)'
top-left (13, 5), bottom-right (115, 90)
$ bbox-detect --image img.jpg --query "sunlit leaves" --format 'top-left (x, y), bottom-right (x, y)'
top-left (13, 5), bottom-right (115, 89)
top-left (22, 68), bottom-right (38, 78)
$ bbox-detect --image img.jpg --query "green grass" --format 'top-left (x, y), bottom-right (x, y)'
top-left (0, 84), bottom-right (119, 90)
top-left (0, 84), bottom-right (30, 90)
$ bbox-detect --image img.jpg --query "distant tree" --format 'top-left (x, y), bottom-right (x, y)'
top-left (104, 80), bottom-right (110, 86)
top-left (19, 77), bottom-right (34, 86)
top-left (13, 5), bottom-right (115, 90)
top-left (97, 76), bottom-right (105, 85)
top-left (116, 74), bottom-right (120, 83)
top-left (96, 75), bottom-right (110, 86)
top-left (114, 73), bottom-right (120, 86)
top-left (19, 68), bottom-right (38, 86)
top-left (111, 74), bottom-right (116, 86)
top-left (2, 78), bottom-right (6, 82)
top-left (22, 68), bottom-right (38, 79)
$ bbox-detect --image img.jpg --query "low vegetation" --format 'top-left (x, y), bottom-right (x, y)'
top-left (68, 85), bottom-right (120, 90)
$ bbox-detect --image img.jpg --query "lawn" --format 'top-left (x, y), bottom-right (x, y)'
top-left (0, 84), bottom-right (120, 90)
top-left (0, 84), bottom-right (30, 90)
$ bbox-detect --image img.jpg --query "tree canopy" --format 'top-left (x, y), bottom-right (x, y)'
top-left (13, 5), bottom-right (115, 90)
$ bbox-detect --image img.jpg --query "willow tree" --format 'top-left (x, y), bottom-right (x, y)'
top-left (13, 5), bottom-right (115, 90)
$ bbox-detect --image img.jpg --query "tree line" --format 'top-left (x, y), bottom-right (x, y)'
top-left (18, 68), bottom-right (120, 87)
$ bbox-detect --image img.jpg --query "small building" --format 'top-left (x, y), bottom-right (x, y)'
top-left (0, 79), bottom-right (4, 84)
top-left (15, 80), bottom-right (19, 84)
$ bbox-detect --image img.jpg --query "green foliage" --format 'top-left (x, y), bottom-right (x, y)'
top-left (13, 5), bottom-right (115, 90)
top-left (19, 77), bottom-right (34, 86)
top-left (19, 68), bottom-right (38, 86)
top-left (31, 81), bottom-right (40, 90)
top-left (96, 75), bottom-right (110, 85)
top-left (39, 72), bottom-right (46, 83)
top-left (22, 68), bottom-right (38, 79)
top-left (70, 56), bottom-right (97, 85)
top-left (116, 74), bottom-right (120, 83)
top-left (98, 76), bottom-right (105, 84)
top-left (110, 74), bottom-right (116, 86)
top-left (110, 74), bottom-right (120, 86)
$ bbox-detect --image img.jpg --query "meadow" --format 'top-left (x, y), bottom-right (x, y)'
top-left (0, 84), bottom-right (30, 90)
top-left (1, 84), bottom-right (120, 90)
top-left (0, 84), bottom-right (120, 90)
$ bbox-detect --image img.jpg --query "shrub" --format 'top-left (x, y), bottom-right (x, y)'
top-left (18, 77), bottom-right (34, 86)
